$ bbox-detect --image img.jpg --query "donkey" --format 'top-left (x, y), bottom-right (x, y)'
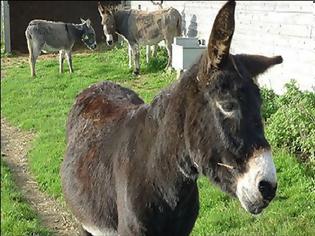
top-left (25, 19), bottom-right (97, 77)
top-left (98, 2), bottom-right (182, 75)
top-left (61, 1), bottom-right (283, 235)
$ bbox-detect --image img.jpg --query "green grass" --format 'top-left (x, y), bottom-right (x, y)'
top-left (1, 45), bottom-right (314, 235)
top-left (1, 158), bottom-right (52, 236)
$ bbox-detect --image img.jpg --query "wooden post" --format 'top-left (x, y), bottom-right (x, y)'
top-left (3, 1), bottom-right (11, 53)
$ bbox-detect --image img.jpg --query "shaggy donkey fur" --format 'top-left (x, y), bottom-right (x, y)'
top-left (61, 1), bottom-right (282, 235)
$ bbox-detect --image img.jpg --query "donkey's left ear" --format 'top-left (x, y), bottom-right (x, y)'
top-left (80, 18), bottom-right (85, 24)
top-left (86, 19), bottom-right (91, 27)
top-left (207, 0), bottom-right (236, 70)
top-left (235, 54), bottom-right (283, 78)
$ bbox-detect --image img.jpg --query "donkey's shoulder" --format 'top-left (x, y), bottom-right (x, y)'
top-left (70, 81), bottom-right (144, 125)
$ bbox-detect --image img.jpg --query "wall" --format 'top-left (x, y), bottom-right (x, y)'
top-left (130, 1), bottom-right (315, 94)
top-left (8, 1), bottom-right (119, 53)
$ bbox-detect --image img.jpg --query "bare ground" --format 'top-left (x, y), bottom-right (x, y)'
top-left (1, 117), bottom-right (81, 236)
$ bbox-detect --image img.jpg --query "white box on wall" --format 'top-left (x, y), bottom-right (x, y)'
top-left (172, 37), bottom-right (206, 70)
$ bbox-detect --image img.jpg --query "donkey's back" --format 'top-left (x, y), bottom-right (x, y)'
top-left (26, 20), bottom-right (75, 50)
top-left (131, 7), bottom-right (182, 44)
top-left (61, 81), bottom-right (144, 234)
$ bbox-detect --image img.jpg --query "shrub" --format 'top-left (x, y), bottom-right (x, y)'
top-left (260, 87), bottom-right (280, 121)
top-left (265, 81), bottom-right (315, 162)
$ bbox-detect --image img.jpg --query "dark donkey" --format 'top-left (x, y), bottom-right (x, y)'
top-left (61, 1), bottom-right (282, 235)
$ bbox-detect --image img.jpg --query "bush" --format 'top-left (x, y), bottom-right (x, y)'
top-left (265, 81), bottom-right (315, 161)
top-left (261, 87), bottom-right (280, 120)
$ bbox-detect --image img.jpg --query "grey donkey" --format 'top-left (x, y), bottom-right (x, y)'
top-left (25, 19), bottom-right (97, 77)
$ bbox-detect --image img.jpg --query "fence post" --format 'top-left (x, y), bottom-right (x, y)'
top-left (3, 0), bottom-right (11, 53)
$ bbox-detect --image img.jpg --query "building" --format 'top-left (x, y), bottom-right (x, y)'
top-left (129, 1), bottom-right (315, 94)
top-left (1, 1), bottom-right (119, 53)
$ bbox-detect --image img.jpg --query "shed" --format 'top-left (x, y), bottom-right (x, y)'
top-left (1, 1), bottom-right (120, 53)
top-left (129, 1), bottom-right (315, 94)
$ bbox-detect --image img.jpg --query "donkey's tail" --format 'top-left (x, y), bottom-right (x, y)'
top-left (25, 28), bottom-right (33, 58)
top-left (176, 12), bottom-right (183, 37)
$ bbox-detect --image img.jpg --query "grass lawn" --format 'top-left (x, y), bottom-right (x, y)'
top-left (1, 159), bottom-right (52, 235)
top-left (1, 45), bottom-right (315, 235)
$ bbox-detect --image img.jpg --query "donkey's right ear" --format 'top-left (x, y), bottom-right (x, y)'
top-left (98, 2), bottom-right (105, 14)
top-left (207, 0), bottom-right (236, 70)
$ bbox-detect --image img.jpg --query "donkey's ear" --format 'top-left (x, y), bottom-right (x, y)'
top-left (235, 54), bottom-right (283, 78)
top-left (86, 19), bottom-right (91, 27)
top-left (98, 2), bottom-right (105, 14)
top-left (80, 18), bottom-right (85, 23)
top-left (208, 0), bottom-right (236, 69)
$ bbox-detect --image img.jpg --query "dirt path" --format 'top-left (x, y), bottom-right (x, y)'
top-left (1, 118), bottom-right (81, 236)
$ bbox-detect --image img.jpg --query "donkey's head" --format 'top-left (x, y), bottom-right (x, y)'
top-left (186, 0), bottom-right (282, 215)
top-left (80, 18), bottom-right (97, 50)
top-left (98, 2), bottom-right (118, 46)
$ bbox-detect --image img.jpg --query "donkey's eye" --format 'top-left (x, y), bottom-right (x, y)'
top-left (221, 102), bottom-right (235, 111)
top-left (215, 101), bottom-right (239, 118)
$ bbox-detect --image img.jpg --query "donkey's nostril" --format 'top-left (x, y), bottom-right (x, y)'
top-left (258, 180), bottom-right (277, 201)
top-left (107, 40), bottom-right (113, 45)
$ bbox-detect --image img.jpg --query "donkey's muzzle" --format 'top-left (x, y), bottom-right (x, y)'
top-left (107, 40), bottom-right (113, 46)
top-left (236, 148), bottom-right (277, 215)
top-left (90, 44), bottom-right (97, 50)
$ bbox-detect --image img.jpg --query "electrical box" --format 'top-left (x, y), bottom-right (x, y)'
top-left (172, 37), bottom-right (206, 70)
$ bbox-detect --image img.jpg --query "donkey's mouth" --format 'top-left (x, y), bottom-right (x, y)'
top-left (246, 201), bottom-right (269, 215)
top-left (238, 193), bottom-right (269, 215)
top-left (89, 44), bottom-right (97, 50)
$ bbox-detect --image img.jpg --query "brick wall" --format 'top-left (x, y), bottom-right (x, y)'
top-left (130, 1), bottom-right (315, 94)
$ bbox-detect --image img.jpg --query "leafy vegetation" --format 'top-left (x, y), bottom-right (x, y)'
top-left (260, 87), bottom-right (280, 121)
top-left (264, 81), bottom-right (315, 163)
top-left (1, 45), bottom-right (314, 235)
top-left (1, 159), bottom-right (52, 236)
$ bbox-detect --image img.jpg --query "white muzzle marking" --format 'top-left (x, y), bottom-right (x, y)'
top-left (236, 149), bottom-right (277, 213)
top-left (103, 25), bottom-right (113, 43)
top-left (106, 34), bottom-right (113, 42)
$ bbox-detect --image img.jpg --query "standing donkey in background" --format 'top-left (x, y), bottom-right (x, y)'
top-left (98, 2), bottom-right (182, 75)
top-left (25, 19), bottom-right (97, 77)
top-left (62, 1), bottom-right (283, 235)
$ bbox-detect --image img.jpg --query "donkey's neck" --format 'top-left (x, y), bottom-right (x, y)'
top-left (68, 23), bottom-right (85, 41)
top-left (143, 64), bottom-right (201, 202)
top-left (113, 10), bottom-right (133, 37)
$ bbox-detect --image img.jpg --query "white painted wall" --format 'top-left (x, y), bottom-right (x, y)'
top-left (129, 1), bottom-right (315, 94)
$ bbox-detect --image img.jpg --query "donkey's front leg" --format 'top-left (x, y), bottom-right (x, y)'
top-left (59, 50), bottom-right (65, 73)
top-left (128, 45), bottom-right (133, 69)
top-left (65, 50), bottom-right (74, 73)
top-left (131, 44), bottom-right (140, 75)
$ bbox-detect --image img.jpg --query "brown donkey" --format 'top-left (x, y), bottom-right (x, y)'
top-left (61, 1), bottom-right (283, 235)
top-left (98, 2), bottom-right (182, 75)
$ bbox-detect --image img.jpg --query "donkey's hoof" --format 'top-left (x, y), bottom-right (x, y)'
top-left (133, 69), bottom-right (140, 76)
